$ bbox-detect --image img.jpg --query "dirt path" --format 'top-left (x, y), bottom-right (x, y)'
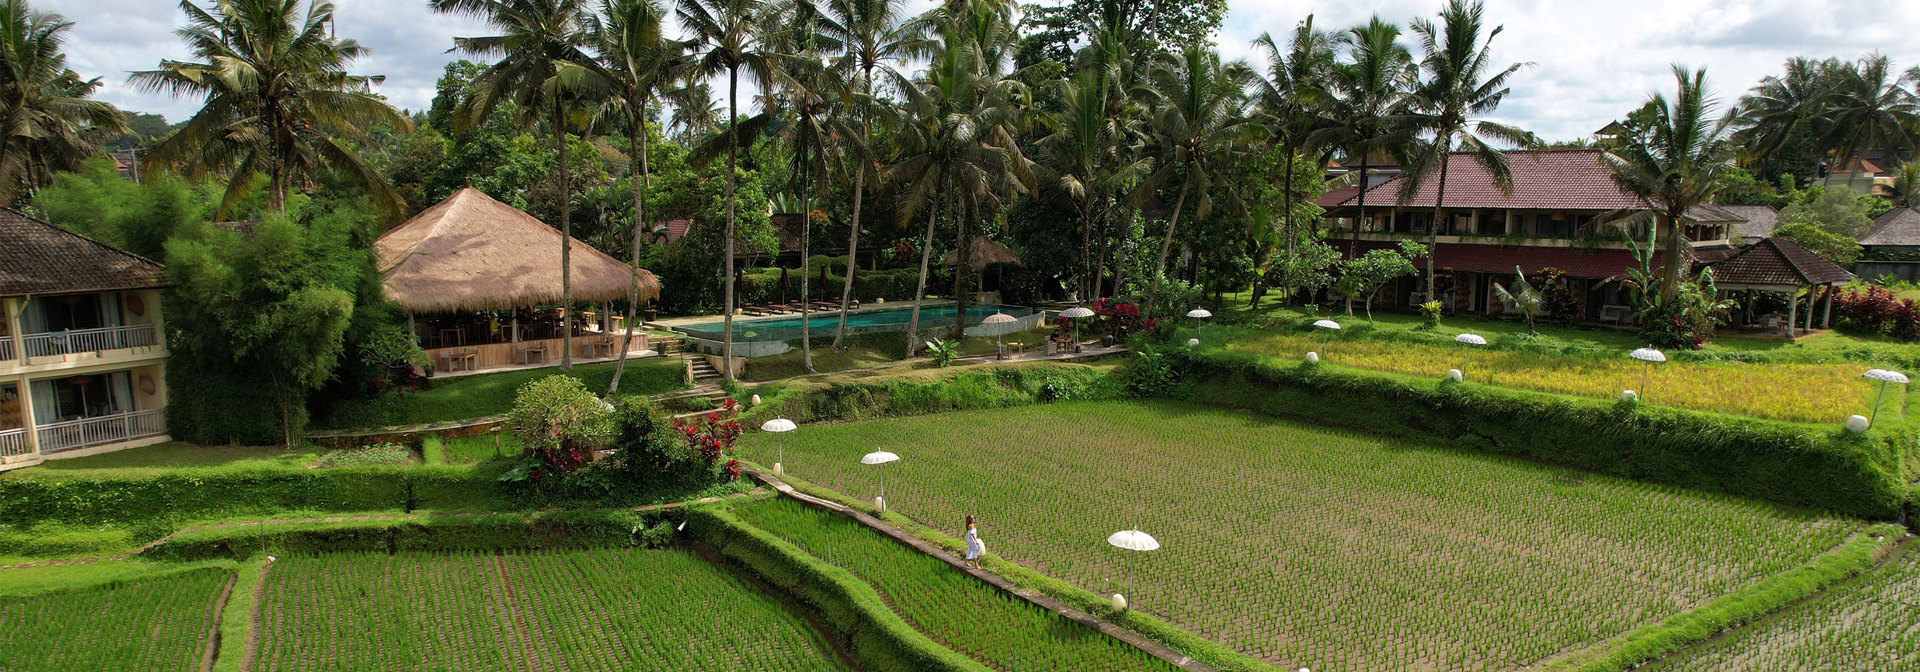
top-left (237, 559), bottom-right (273, 672)
top-left (199, 573), bottom-right (238, 672)
top-left (490, 552), bottom-right (543, 672)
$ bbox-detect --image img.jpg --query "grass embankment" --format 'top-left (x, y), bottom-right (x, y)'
top-left (740, 329), bottom-right (1048, 382)
top-left (738, 400), bottom-right (1859, 672)
top-left (731, 496), bottom-right (1180, 672)
top-left (311, 358), bottom-right (687, 430)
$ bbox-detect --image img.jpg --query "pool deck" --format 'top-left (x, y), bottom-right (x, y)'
top-left (644, 299), bottom-right (960, 331)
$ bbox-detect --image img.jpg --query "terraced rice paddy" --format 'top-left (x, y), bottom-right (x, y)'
top-left (256, 549), bottom-right (849, 671)
top-left (1225, 330), bottom-right (1879, 423)
top-left (1647, 544), bottom-right (1920, 670)
top-left (741, 400), bottom-right (1857, 672)
top-left (0, 567), bottom-right (231, 671)
top-left (733, 496), bottom-right (1180, 672)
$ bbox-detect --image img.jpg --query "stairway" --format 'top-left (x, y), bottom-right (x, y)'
top-left (687, 356), bottom-right (721, 383)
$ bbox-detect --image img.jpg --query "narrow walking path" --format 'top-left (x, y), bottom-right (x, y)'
top-left (743, 466), bottom-right (1217, 672)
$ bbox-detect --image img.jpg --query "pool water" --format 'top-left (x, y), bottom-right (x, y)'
top-left (676, 304), bottom-right (1034, 343)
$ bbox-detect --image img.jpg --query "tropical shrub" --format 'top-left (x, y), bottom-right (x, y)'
top-left (924, 338), bottom-right (961, 367)
top-left (1833, 286), bottom-right (1920, 341)
top-left (504, 375), bottom-right (614, 480)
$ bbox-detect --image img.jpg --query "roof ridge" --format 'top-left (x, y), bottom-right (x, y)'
top-left (4, 207), bottom-right (168, 271)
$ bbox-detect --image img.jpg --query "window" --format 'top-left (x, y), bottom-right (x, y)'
top-left (29, 371), bottom-right (133, 423)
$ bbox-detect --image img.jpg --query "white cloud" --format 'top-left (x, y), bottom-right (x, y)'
top-left (41, 0), bottom-right (1920, 141)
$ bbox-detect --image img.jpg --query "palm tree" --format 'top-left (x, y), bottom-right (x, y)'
top-left (1491, 265), bottom-right (1544, 333)
top-left (680, 0), bottom-right (778, 380)
top-left (1732, 57), bottom-right (1839, 172)
top-left (814, 0), bottom-right (928, 350)
top-left (887, 4), bottom-right (1032, 356)
top-left (1820, 55), bottom-right (1919, 192)
top-left (132, 0), bottom-right (408, 217)
top-left (1251, 15), bottom-right (1334, 307)
top-left (665, 79), bottom-right (720, 140)
top-left (0, 0), bottom-right (125, 205)
top-left (573, 0), bottom-right (686, 393)
top-left (1038, 70), bottom-right (1133, 304)
top-left (1887, 162), bottom-right (1920, 208)
top-left (1311, 17), bottom-right (1415, 262)
top-left (1399, 0), bottom-right (1539, 300)
top-left (432, 0), bottom-right (594, 371)
top-left (1131, 44), bottom-right (1255, 300)
top-left (1076, 0), bottom-right (1148, 300)
top-left (1600, 65), bottom-right (1737, 303)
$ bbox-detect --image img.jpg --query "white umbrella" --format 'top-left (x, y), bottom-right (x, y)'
top-left (1454, 333), bottom-right (1487, 374)
top-left (1182, 309), bottom-right (1213, 336)
top-left (761, 418), bottom-right (795, 469)
top-left (1313, 319), bottom-right (1341, 354)
top-left (1106, 529), bottom-right (1159, 611)
top-left (982, 312), bottom-right (1018, 350)
top-left (861, 450), bottom-right (900, 499)
top-left (1629, 347), bottom-right (1666, 401)
top-left (1863, 369), bottom-right (1910, 428)
top-left (1059, 306), bottom-right (1095, 346)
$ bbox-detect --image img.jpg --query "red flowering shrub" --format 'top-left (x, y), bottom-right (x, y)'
top-left (1833, 287), bottom-right (1920, 341)
top-left (1086, 298), bottom-right (1159, 338)
top-left (670, 398), bottom-right (743, 479)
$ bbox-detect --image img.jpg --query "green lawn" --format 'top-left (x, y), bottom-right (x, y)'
top-left (311, 358), bottom-right (687, 430)
top-left (740, 400), bottom-right (1856, 672)
top-left (38, 442), bottom-right (322, 471)
top-left (741, 329), bottom-right (1048, 382)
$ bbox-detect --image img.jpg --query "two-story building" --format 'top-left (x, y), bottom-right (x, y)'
top-left (1, 209), bottom-right (171, 471)
top-left (1317, 148), bottom-right (1743, 323)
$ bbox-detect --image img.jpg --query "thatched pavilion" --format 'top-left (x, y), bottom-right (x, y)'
top-left (943, 237), bottom-right (1022, 304)
top-left (376, 188), bottom-right (661, 373)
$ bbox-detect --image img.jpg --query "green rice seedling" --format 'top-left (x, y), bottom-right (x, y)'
top-left (0, 566), bottom-right (231, 671)
top-left (740, 400), bottom-right (1857, 672)
top-left (733, 496), bottom-right (1181, 672)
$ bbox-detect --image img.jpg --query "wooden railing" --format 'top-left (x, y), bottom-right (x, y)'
top-left (21, 324), bottom-right (160, 358)
top-left (35, 408), bottom-right (166, 454)
top-left (0, 337), bottom-right (12, 362)
top-left (0, 428), bottom-right (29, 458)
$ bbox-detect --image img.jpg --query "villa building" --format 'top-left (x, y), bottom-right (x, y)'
top-left (1318, 148), bottom-right (1747, 323)
top-left (0, 209), bottom-right (172, 470)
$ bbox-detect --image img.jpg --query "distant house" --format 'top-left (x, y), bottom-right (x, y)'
top-left (1857, 207), bottom-right (1920, 282)
top-left (1827, 157), bottom-right (1895, 197)
top-left (1719, 205), bottom-right (1780, 244)
top-left (1, 209), bottom-right (172, 470)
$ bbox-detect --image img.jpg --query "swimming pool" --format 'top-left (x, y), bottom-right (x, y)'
top-left (676, 304), bottom-right (1036, 343)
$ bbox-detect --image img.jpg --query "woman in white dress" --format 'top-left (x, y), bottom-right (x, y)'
top-left (963, 515), bottom-right (986, 569)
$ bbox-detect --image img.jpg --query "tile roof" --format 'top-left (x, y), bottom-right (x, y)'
top-left (1322, 149), bottom-right (1651, 212)
top-left (1720, 205), bottom-right (1780, 240)
top-left (0, 208), bottom-right (169, 296)
top-left (1314, 187), bottom-right (1360, 209)
top-left (1861, 207), bottom-right (1920, 246)
top-left (1707, 237), bottom-right (1854, 287)
top-left (1685, 203), bottom-right (1745, 224)
top-left (1341, 239), bottom-right (1655, 279)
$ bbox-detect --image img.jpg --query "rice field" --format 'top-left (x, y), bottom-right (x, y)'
top-left (740, 400), bottom-right (1858, 672)
top-left (256, 549), bottom-right (849, 672)
top-left (0, 567), bottom-right (231, 671)
top-left (732, 496), bottom-right (1181, 672)
top-left (1225, 330), bottom-right (1880, 423)
top-left (1646, 545), bottom-right (1920, 670)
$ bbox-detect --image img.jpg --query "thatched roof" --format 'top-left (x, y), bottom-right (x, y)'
top-left (942, 237), bottom-right (1022, 268)
top-left (376, 188), bottom-right (660, 313)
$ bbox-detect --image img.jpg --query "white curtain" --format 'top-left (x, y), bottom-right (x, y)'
top-left (109, 372), bottom-right (134, 414)
top-left (19, 298), bottom-right (47, 334)
top-left (29, 380), bottom-right (55, 424)
top-left (101, 292), bottom-right (123, 328)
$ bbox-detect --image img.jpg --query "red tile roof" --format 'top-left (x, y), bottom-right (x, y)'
top-left (1323, 149), bottom-right (1650, 212)
top-left (1341, 239), bottom-right (1656, 279)
top-left (1707, 238), bottom-right (1854, 287)
top-left (1314, 187), bottom-right (1360, 209)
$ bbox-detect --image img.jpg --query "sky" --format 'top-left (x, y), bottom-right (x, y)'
top-left (47, 0), bottom-right (1920, 142)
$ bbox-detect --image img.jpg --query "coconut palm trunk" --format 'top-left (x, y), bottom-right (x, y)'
top-left (904, 180), bottom-right (943, 357)
top-left (1426, 149), bottom-right (1451, 299)
top-left (722, 66), bottom-right (739, 379)
top-left (1150, 180), bottom-right (1191, 296)
top-left (834, 75), bottom-right (875, 351)
top-left (558, 94), bottom-right (574, 372)
top-left (610, 103), bottom-right (652, 394)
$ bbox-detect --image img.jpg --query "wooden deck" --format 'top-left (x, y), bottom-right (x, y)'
top-left (423, 330), bottom-right (650, 377)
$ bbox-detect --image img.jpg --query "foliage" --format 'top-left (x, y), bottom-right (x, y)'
top-left (311, 442), bottom-right (415, 468)
top-left (1417, 300), bottom-right (1445, 328)
top-left (0, 567), bottom-right (230, 671)
top-left (251, 548), bottom-right (846, 671)
top-left (739, 399), bottom-right (1859, 671)
top-left (32, 157), bottom-right (208, 260)
top-left (128, 0), bottom-right (409, 216)
top-left (669, 400), bottom-right (742, 475)
top-left (1491, 267), bottom-right (1546, 333)
top-left (1606, 228), bottom-right (1730, 349)
top-left (1600, 66), bottom-right (1737, 304)
top-left (1773, 221), bottom-right (1862, 263)
top-left (1778, 185), bottom-right (1877, 239)
top-left (1832, 286), bottom-right (1920, 341)
top-left (0, 0), bottom-right (126, 205)
top-left (738, 365), bottom-right (1126, 427)
top-left (504, 375), bottom-right (615, 479)
top-left (923, 338), bottom-right (961, 366)
top-left (1336, 239), bottom-right (1426, 321)
top-left (164, 214), bottom-right (369, 446)
top-left (733, 497), bottom-right (1179, 672)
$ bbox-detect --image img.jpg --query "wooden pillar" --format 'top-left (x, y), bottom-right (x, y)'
top-left (4, 298), bottom-right (25, 367)
top-left (1805, 286), bottom-right (1818, 332)
top-left (1784, 287), bottom-right (1799, 338)
top-left (15, 374), bottom-right (38, 457)
top-left (1822, 285), bottom-right (1835, 329)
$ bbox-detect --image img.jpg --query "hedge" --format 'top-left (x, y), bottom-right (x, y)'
top-left (0, 463), bottom-right (508, 528)
top-left (738, 364), bottom-right (1128, 427)
top-left (1541, 525), bottom-right (1906, 671)
top-left (1152, 348), bottom-right (1912, 519)
top-left (686, 503), bottom-right (991, 672)
top-left (143, 509), bottom-right (683, 562)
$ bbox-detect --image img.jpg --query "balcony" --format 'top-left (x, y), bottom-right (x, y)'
top-left (0, 337), bottom-right (11, 362)
top-left (22, 324), bottom-right (161, 359)
top-left (35, 408), bottom-right (167, 455)
top-left (0, 428), bottom-right (28, 459)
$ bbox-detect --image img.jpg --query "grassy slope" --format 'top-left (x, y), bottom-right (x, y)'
top-left (311, 358), bottom-right (687, 430)
top-left (732, 496), bottom-right (1180, 672)
top-left (738, 400), bottom-right (1857, 672)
